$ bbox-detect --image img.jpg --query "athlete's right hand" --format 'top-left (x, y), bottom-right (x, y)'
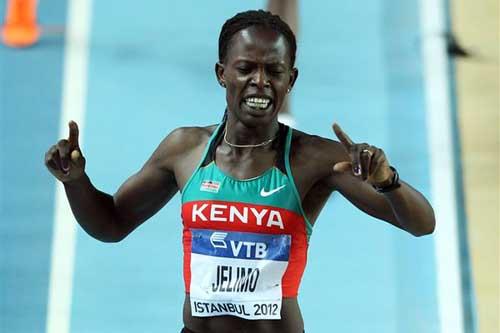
top-left (45, 121), bottom-right (86, 183)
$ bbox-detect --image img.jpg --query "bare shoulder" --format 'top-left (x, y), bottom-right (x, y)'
top-left (147, 125), bottom-right (217, 170)
top-left (290, 129), bottom-right (348, 182)
top-left (161, 125), bottom-right (215, 153)
top-left (290, 128), bottom-right (348, 167)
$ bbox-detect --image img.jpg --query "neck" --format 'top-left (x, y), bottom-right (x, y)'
top-left (224, 116), bottom-right (279, 150)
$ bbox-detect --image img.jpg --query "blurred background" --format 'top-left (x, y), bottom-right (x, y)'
top-left (0, 0), bottom-right (498, 332)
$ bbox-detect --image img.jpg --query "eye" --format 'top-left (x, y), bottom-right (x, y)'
top-left (267, 66), bottom-right (285, 76)
top-left (236, 66), bottom-right (252, 74)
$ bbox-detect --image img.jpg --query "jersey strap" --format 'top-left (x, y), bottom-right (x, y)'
top-left (283, 127), bottom-right (313, 239)
top-left (181, 123), bottom-right (224, 200)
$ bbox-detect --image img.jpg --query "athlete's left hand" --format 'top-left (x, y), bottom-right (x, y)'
top-left (332, 123), bottom-right (394, 187)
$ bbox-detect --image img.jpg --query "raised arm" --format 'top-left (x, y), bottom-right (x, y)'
top-left (44, 122), bottom-right (186, 242)
top-left (326, 123), bottom-right (435, 237)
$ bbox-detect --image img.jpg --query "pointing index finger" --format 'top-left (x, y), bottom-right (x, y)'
top-left (68, 121), bottom-right (80, 149)
top-left (332, 123), bottom-right (354, 148)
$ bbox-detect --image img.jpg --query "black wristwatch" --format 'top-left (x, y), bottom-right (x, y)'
top-left (373, 166), bottom-right (401, 193)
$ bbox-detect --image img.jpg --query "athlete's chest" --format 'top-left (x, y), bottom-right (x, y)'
top-left (214, 148), bottom-right (278, 181)
top-left (175, 126), bottom-right (329, 224)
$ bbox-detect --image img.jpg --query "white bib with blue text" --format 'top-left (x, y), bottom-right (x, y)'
top-left (189, 229), bottom-right (291, 320)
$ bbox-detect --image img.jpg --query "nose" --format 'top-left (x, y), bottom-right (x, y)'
top-left (250, 68), bottom-right (270, 89)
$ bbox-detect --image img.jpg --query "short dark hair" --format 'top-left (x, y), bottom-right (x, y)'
top-left (218, 10), bottom-right (297, 67)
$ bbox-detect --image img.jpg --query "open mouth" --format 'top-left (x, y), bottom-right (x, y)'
top-left (243, 96), bottom-right (272, 110)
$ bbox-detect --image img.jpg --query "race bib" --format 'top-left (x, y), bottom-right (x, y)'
top-left (189, 229), bottom-right (291, 320)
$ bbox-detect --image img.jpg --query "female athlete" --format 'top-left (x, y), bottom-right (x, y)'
top-left (45, 10), bottom-right (435, 333)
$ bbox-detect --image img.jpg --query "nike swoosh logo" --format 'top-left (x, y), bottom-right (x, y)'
top-left (260, 185), bottom-right (286, 197)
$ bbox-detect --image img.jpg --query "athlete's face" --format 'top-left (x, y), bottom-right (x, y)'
top-left (216, 26), bottom-right (298, 127)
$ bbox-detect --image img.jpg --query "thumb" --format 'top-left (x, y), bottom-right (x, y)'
top-left (333, 161), bottom-right (352, 173)
top-left (71, 150), bottom-right (81, 162)
top-left (70, 150), bottom-right (85, 167)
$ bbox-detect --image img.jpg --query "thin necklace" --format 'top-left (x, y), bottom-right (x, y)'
top-left (223, 125), bottom-right (278, 148)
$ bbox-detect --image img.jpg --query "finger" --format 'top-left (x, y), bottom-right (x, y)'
top-left (57, 140), bottom-right (71, 173)
top-left (45, 146), bottom-right (60, 171)
top-left (50, 148), bottom-right (63, 173)
top-left (360, 149), bottom-right (372, 181)
top-left (369, 148), bottom-right (382, 174)
top-left (369, 150), bottom-right (391, 184)
top-left (333, 161), bottom-right (352, 173)
top-left (46, 158), bottom-right (59, 172)
top-left (332, 123), bottom-right (354, 149)
top-left (351, 145), bottom-right (363, 177)
top-left (68, 121), bottom-right (80, 149)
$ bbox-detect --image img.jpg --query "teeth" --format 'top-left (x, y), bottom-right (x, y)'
top-left (245, 97), bottom-right (271, 109)
top-left (247, 97), bottom-right (270, 103)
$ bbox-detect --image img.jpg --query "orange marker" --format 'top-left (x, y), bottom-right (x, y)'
top-left (1, 0), bottom-right (40, 47)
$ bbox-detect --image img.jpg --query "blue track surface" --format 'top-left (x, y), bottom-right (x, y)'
top-left (1, 0), bottom-right (68, 331)
top-left (1, 1), bottom-right (442, 332)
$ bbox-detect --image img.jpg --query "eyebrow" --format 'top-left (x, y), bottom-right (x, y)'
top-left (233, 58), bottom-right (288, 66)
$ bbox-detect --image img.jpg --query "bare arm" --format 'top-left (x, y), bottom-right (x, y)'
top-left (62, 154), bottom-right (178, 242)
top-left (45, 122), bottom-right (193, 242)
top-left (322, 124), bottom-right (435, 236)
top-left (329, 170), bottom-right (435, 236)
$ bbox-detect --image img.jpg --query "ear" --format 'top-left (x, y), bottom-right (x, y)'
top-left (215, 62), bottom-right (226, 88)
top-left (287, 67), bottom-right (299, 93)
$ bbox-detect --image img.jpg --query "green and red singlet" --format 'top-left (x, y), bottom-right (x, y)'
top-left (181, 123), bottom-right (313, 320)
